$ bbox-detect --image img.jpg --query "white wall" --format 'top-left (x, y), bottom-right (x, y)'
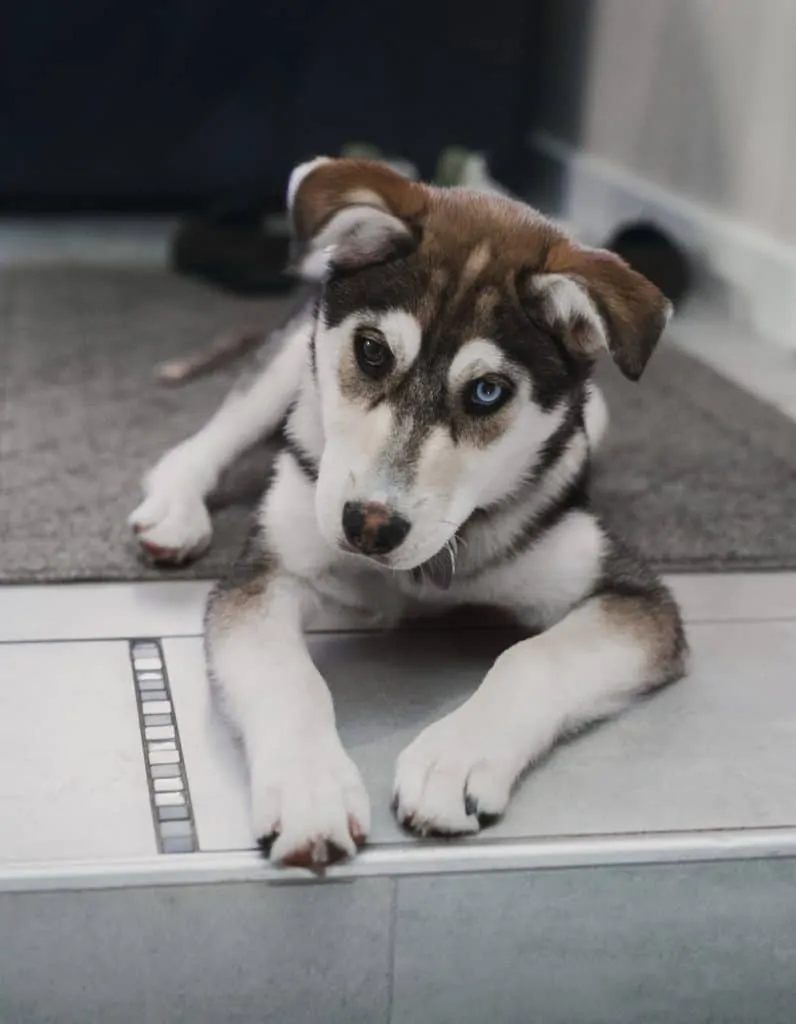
top-left (539, 0), bottom-right (796, 243)
top-left (532, 0), bottom-right (796, 347)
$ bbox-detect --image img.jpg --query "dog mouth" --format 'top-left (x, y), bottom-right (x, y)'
top-left (340, 541), bottom-right (457, 589)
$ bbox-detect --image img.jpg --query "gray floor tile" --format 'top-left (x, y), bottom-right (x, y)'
top-left (392, 859), bottom-right (796, 1024)
top-left (168, 616), bottom-right (796, 853)
top-left (0, 581), bottom-right (212, 644)
top-left (1, 878), bottom-right (392, 1024)
top-left (668, 571), bottom-right (796, 623)
top-left (0, 641), bottom-right (156, 863)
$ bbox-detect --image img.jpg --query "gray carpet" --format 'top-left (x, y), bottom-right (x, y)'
top-left (2, 266), bottom-right (795, 583)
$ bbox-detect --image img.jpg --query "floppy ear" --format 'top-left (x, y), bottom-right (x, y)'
top-left (285, 157), bottom-right (426, 280)
top-left (522, 245), bottom-right (672, 381)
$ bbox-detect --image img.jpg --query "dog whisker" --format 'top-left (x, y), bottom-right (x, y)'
top-left (446, 539), bottom-right (457, 573)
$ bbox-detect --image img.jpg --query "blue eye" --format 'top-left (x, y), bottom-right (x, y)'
top-left (467, 377), bottom-right (510, 414)
top-left (474, 380), bottom-right (502, 404)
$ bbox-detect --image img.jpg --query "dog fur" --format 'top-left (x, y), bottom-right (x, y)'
top-left (130, 157), bottom-right (687, 868)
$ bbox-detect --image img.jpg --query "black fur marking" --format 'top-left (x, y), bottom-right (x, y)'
top-left (257, 833), bottom-right (276, 858)
top-left (531, 388), bottom-right (587, 483)
top-left (281, 434), bottom-right (319, 482)
top-left (595, 537), bottom-right (676, 604)
top-left (510, 467), bottom-right (591, 556)
top-left (464, 794), bottom-right (501, 829)
top-left (322, 256), bottom-right (576, 412)
top-left (309, 302), bottom-right (319, 381)
top-left (275, 400), bottom-right (319, 483)
top-left (417, 546), bottom-right (455, 589)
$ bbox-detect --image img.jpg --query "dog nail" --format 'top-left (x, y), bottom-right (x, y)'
top-left (348, 815), bottom-right (367, 846)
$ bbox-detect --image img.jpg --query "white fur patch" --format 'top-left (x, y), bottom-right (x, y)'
top-left (286, 156), bottom-right (332, 210)
top-left (584, 381), bottom-right (609, 451)
top-left (394, 584), bottom-right (648, 835)
top-left (372, 309), bottom-right (423, 370)
top-left (297, 246), bottom-right (336, 281)
top-left (311, 307), bottom-right (422, 548)
top-left (436, 423), bottom-right (590, 591)
top-left (264, 452), bottom-right (334, 579)
top-left (208, 574), bottom-right (369, 866)
top-left (479, 509), bottom-right (606, 626)
top-left (314, 398), bottom-right (399, 548)
top-left (299, 205), bottom-right (410, 280)
top-left (534, 273), bottom-right (608, 355)
top-left (461, 393), bottom-right (567, 511)
top-left (130, 310), bottom-right (311, 563)
top-left (448, 338), bottom-right (505, 387)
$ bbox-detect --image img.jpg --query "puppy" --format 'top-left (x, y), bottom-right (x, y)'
top-left (131, 157), bottom-right (687, 868)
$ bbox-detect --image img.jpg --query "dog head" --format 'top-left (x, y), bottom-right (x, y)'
top-left (288, 157), bottom-right (671, 573)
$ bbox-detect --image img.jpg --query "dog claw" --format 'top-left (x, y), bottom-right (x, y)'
top-left (140, 540), bottom-right (183, 564)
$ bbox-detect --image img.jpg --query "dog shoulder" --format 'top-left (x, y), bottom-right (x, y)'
top-left (460, 507), bottom-right (605, 624)
top-left (462, 509), bottom-right (683, 638)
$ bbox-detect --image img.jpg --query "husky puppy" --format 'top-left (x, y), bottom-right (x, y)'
top-left (131, 158), bottom-right (687, 868)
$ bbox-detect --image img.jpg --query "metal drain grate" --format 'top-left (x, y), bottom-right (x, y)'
top-left (128, 639), bottom-right (198, 853)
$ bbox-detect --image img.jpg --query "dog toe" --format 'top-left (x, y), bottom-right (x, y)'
top-left (251, 743), bottom-right (370, 870)
top-left (130, 491), bottom-right (212, 565)
top-left (394, 713), bottom-right (518, 837)
top-left (464, 763), bottom-right (512, 826)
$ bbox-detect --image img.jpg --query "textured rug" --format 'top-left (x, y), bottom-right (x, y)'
top-left (2, 267), bottom-right (796, 583)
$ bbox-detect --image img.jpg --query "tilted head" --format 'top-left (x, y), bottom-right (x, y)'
top-left (288, 157), bottom-right (671, 573)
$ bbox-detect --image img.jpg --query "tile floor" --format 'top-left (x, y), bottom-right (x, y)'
top-left (2, 571), bottom-right (796, 872)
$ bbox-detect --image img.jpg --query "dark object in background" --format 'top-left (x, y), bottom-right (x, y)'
top-left (1, 0), bottom-right (535, 210)
top-left (604, 222), bottom-right (693, 309)
top-left (171, 195), bottom-right (293, 295)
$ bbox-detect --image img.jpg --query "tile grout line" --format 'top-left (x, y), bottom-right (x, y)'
top-left (385, 879), bottom-right (399, 1024)
top-left (4, 609), bottom-right (796, 648)
top-left (127, 638), bottom-right (199, 854)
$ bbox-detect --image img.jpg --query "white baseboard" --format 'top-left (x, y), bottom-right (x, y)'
top-left (531, 132), bottom-right (796, 352)
top-left (0, 218), bottom-right (174, 268)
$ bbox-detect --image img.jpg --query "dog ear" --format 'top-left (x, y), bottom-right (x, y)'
top-left (521, 245), bottom-right (672, 381)
top-left (286, 157), bottom-right (426, 280)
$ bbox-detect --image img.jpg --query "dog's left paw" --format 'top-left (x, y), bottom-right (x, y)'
top-left (393, 711), bottom-right (518, 836)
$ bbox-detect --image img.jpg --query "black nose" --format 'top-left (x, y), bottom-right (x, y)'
top-left (342, 501), bottom-right (411, 555)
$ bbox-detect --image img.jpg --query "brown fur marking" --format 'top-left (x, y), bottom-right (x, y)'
top-left (600, 591), bottom-right (687, 690)
top-left (292, 159), bottom-right (427, 242)
top-left (294, 159), bottom-right (669, 382)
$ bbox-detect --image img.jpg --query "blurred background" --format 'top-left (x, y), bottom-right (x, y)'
top-left (2, 0), bottom-right (796, 586)
top-left (3, 0), bottom-right (795, 349)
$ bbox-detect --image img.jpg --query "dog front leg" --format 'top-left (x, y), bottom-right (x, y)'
top-left (205, 545), bottom-right (370, 867)
top-left (130, 325), bottom-right (307, 563)
top-left (394, 587), bottom-right (686, 835)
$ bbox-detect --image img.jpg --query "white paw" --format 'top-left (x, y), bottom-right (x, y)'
top-left (251, 739), bottom-right (371, 869)
top-left (129, 488), bottom-right (212, 564)
top-left (394, 710), bottom-right (519, 836)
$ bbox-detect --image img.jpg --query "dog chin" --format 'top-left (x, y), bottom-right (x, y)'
top-left (386, 539), bottom-right (459, 588)
top-left (336, 538), bottom-right (453, 577)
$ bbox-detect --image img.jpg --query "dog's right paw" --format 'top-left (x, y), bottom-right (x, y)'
top-left (129, 490), bottom-right (212, 565)
top-left (251, 742), bottom-right (370, 870)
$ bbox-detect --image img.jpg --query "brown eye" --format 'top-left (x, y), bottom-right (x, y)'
top-left (354, 327), bottom-right (393, 379)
